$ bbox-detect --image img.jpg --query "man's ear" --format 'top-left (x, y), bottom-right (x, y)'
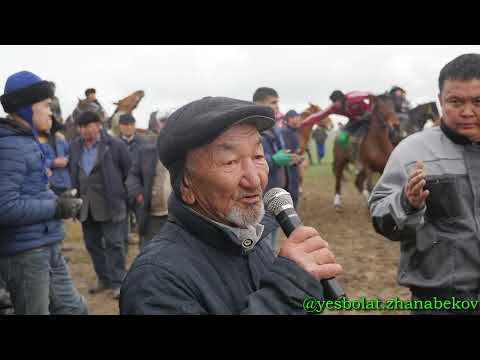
top-left (180, 173), bottom-right (195, 205)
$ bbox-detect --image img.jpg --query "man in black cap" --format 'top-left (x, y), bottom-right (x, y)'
top-left (117, 113), bottom-right (147, 249)
top-left (69, 111), bottom-right (131, 300)
top-left (118, 113), bottom-right (147, 165)
top-left (120, 96), bottom-right (342, 314)
top-left (0, 71), bottom-right (86, 314)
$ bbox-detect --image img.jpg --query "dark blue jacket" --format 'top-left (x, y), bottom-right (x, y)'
top-left (262, 127), bottom-right (298, 204)
top-left (262, 127), bottom-right (287, 190)
top-left (41, 133), bottom-right (72, 192)
top-left (280, 125), bottom-right (300, 206)
top-left (120, 134), bottom-right (148, 164)
top-left (120, 194), bottom-right (327, 314)
top-left (0, 117), bottom-right (63, 257)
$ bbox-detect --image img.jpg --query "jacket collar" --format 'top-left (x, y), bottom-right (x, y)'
top-left (440, 119), bottom-right (480, 146)
top-left (0, 116), bottom-right (33, 137)
top-left (167, 193), bottom-right (277, 256)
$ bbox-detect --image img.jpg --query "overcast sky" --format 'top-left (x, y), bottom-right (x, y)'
top-left (1, 45), bottom-right (480, 128)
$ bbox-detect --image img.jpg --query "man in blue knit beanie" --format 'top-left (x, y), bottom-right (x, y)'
top-left (0, 71), bottom-right (87, 315)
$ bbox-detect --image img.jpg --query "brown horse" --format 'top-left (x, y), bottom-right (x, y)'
top-left (298, 103), bottom-right (333, 153)
top-left (109, 90), bottom-right (145, 136)
top-left (400, 101), bottom-right (440, 138)
top-left (333, 94), bottom-right (399, 209)
top-left (297, 96), bottom-right (400, 210)
top-left (297, 104), bottom-right (333, 192)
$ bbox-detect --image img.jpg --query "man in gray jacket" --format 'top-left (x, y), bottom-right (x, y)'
top-left (369, 53), bottom-right (480, 314)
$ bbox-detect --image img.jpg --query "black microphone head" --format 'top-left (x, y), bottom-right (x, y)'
top-left (263, 188), bottom-right (294, 216)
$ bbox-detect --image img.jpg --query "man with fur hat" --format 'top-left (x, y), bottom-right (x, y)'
top-left (0, 71), bottom-right (86, 315)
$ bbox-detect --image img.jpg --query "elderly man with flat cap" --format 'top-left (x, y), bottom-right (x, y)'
top-left (120, 97), bottom-right (342, 315)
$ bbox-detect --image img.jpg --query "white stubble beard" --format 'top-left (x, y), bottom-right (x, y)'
top-left (225, 201), bottom-right (265, 228)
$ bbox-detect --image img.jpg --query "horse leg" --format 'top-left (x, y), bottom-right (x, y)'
top-left (355, 166), bottom-right (372, 205)
top-left (355, 166), bottom-right (367, 196)
top-left (334, 157), bottom-right (348, 211)
top-left (366, 169), bottom-right (374, 193)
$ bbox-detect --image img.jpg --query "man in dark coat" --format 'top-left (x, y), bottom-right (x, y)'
top-left (117, 113), bottom-right (148, 250)
top-left (69, 111), bottom-right (131, 300)
top-left (120, 96), bottom-right (343, 314)
top-left (126, 145), bottom-right (172, 248)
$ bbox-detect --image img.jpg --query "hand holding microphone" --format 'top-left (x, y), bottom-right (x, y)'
top-left (264, 188), bottom-right (345, 300)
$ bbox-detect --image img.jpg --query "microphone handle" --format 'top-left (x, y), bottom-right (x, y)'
top-left (276, 208), bottom-right (346, 300)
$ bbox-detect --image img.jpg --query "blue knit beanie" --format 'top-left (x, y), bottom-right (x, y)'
top-left (1, 71), bottom-right (54, 185)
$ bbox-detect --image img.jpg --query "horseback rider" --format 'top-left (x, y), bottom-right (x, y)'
top-left (85, 88), bottom-right (108, 123)
top-left (389, 86), bottom-right (412, 136)
top-left (302, 90), bottom-right (374, 134)
top-left (389, 86), bottom-right (411, 114)
top-left (301, 90), bottom-right (375, 163)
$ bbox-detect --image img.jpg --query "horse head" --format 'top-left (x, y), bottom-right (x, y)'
top-left (113, 90), bottom-right (145, 114)
top-left (369, 94), bottom-right (401, 146)
top-left (371, 94), bottom-right (400, 129)
top-left (400, 102), bottom-right (440, 136)
top-left (297, 103), bottom-right (333, 153)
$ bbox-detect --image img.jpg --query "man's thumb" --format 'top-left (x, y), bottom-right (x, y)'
top-left (415, 160), bottom-right (424, 170)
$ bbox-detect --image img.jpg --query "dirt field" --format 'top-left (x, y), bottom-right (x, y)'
top-left (64, 141), bottom-right (410, 315)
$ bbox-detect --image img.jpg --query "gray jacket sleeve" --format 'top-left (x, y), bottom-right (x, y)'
top-left (368, 147), bottom-right (426, 241)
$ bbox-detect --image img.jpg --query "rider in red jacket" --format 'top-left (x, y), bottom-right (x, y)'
top-left (301, 90), bottom-right (374, 134)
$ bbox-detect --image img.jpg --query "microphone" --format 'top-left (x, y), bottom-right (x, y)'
top-left (264, 188), bottom-right (346, 300)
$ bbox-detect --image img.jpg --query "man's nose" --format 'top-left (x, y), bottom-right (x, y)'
top-left (461, 103), bottom-right (476, 117)
top-left (240, 158), bottom-right (261, 189)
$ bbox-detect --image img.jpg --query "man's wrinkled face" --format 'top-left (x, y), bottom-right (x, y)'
top-left (119, 123), bottom-right (136, 137)
top-left (32, 98), bottom-right (53, 133)
top-left (79, 122), bottom-right (101, 143)
top-left (440, 79), bottom-right (480, 142)
top-left (181, 123), bottom-right (269, 228)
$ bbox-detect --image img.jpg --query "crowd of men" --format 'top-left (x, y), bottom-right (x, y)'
top-left (1, 52), bottom-right (480, 315)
